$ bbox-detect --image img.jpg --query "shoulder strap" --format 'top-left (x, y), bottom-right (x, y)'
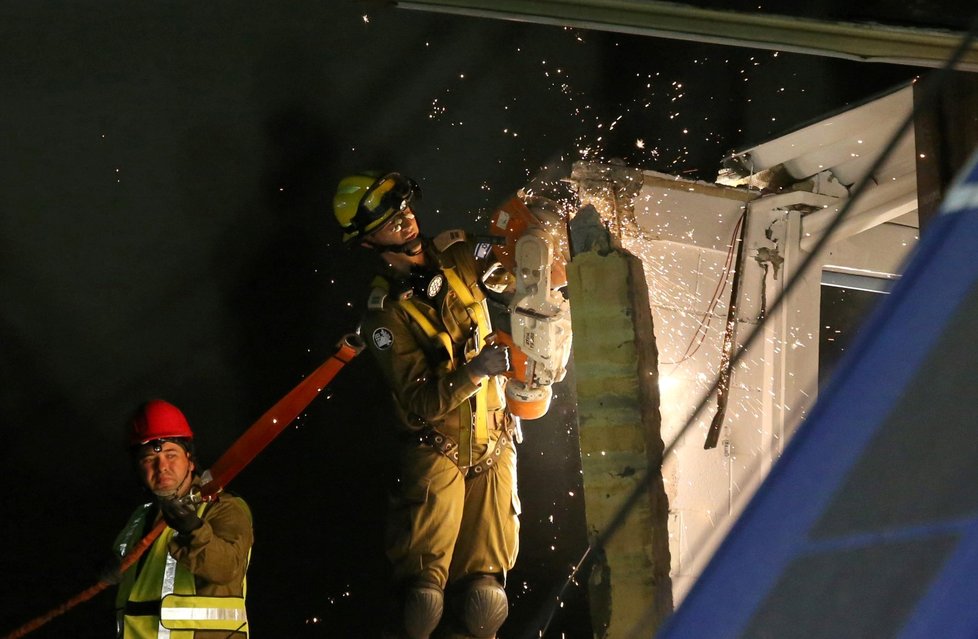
top-left (398, 298), bottom-right (456, 369)
top-left (371, 275), bottom-right (456, 369)
top-left (438, 259), bottom-right (492, 449)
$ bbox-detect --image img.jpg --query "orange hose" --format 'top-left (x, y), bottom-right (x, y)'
top-left (202, 333), bottom-right (364, 498)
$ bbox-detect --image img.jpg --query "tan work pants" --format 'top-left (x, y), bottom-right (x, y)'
top-left (386, 432), bottom-right (520, 589)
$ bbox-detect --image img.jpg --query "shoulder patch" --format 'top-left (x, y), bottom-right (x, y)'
top-left (372, 327), bottom-right (394, 350)
top-left (433, 229), bottom-right (467, 252)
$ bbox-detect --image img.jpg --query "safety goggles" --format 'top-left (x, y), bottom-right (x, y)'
top-left (375, 209), bottom-right (415, 235)
top-left (352, 173), bottom-right (419, 237)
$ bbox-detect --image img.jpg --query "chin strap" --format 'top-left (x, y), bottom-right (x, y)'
top-left (152, 467), bottom-right (194, 502)
top-left (365, 237), bottom-right (426, 256)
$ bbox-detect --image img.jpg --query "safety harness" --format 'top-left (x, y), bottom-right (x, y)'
top-left (370, 231), bottom-right (502, 469)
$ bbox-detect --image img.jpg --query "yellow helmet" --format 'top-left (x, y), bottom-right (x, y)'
top-left (333, 172), bottom-right (420, 244)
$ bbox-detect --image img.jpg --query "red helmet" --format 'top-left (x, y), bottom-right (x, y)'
top-left (129, 399), bottom-right (194, 447)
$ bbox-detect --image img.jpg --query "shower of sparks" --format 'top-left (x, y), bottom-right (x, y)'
top-left (321, 17), bottom-right (834, 624)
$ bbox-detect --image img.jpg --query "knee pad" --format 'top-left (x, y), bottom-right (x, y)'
top-left (403, 582), bottom-right (444, 639)
top-left (455, 575), bottom-right (508, 638)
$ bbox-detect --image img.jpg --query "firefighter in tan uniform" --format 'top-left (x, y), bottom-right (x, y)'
top-left (107, 399), bottom-right (253, 638)
top-left (334, 172), bottom-right (519, 639)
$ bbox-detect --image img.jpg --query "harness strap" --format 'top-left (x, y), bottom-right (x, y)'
top-left (371, 275), bottom-right (456, 368)
top-left (397, 298), bottom-right (455, 369)
top-left (374, 260), bottom-right (495, 465)
top-left (397, 292), bottom-right (485, 466)
top-left (414, 428), bottom-right (512, 479)
top-left (442, 266), bottom-right (489, 335)
top-left (441, 267), bottom-right (491, 449)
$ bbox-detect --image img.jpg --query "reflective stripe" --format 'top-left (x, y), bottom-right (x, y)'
top-left (161, 554), bottom-right (177, 598)
top-left (117, 502), bottom-right (154, 557)
top-left (160, 594), bottom-right (248, 632)
top-left (156, 536), bottom-right (180, 638)
top-left (161, 607), bottom-right (247, 622)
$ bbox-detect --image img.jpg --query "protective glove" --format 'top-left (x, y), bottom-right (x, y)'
top-left (159, 496), bottom-right (203, 536)
top-left (467, 343), bottom-right (510, 378)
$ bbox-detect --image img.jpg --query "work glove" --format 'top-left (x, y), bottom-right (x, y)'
top-left (467, 343), bottom-right (510, 378)
top-left (159, 496), bottom-right (203, 536)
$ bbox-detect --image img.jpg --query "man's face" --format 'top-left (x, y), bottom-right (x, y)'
top-left (364, 207), bottom-right (420, 248)
top-left (136, 441), bottom-right (195, 497)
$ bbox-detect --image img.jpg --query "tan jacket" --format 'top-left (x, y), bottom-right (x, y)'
top-left (166, 494), bottom-right (253, 599)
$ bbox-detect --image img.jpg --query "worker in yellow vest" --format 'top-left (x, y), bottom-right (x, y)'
top-left (334, 172), bottom-right (519, 639)
top-left (107, 399), bottom-right (253, 638)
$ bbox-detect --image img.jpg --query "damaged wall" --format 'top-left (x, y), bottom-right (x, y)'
top-left (566, 211), bottom-right (673, 638)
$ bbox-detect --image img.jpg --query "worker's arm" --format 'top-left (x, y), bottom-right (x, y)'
top-left (362, 304), bottom-right (481, 424)
top-left (167, 496), bottom-right (253, 586)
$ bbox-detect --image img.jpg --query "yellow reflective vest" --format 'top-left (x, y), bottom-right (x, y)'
top-left (113, 497), bottom-right (252, 638)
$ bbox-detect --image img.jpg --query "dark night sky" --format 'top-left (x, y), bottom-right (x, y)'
top-left (0, 2), bottom-right (920, 637)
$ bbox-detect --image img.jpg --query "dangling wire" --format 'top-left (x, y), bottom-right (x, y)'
top-left (704, 203), bottom-right (749, 450)
top-left (519, 13), bottom-right (978, 639)
top-left (660, 207), bottom-right (746, 367)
